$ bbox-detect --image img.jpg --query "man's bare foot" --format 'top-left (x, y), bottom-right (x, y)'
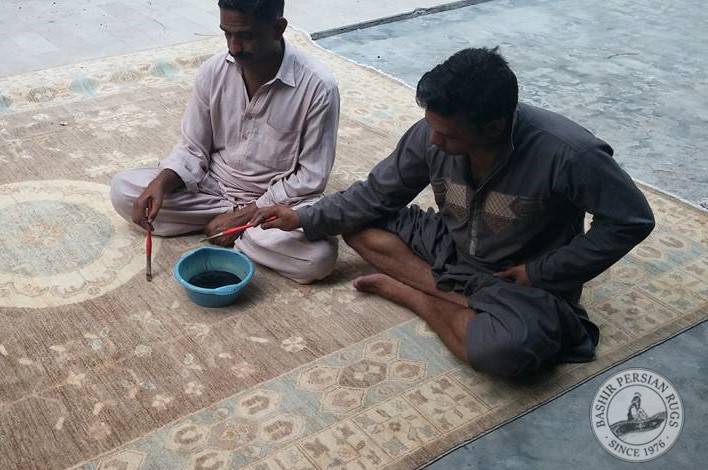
top-left (353, 273), bottom-right (388, 293)
top-left (353, 273), bottom-right (415, 304)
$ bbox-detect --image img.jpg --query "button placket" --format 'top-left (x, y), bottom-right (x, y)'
top-left (242, 98), bottom-right (258, 141)
top-left (245, 93), bottom-right (264, 142)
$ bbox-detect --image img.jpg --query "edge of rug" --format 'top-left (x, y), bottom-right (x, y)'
top-left (635, 179), bottom-right (707, 213)
top-left (299, 24), bottom-right (708, 216)
top-left (417, 317), bottom-right (708, 469)
top-left (69, 318), bottom-right (427, 469)
top-left (290, 24), bottom-right (417, 92)
top-left (0, 35), bottom-right (222, 84)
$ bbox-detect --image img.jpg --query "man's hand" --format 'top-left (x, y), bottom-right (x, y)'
top-left (204, 202), bottom-right (258, 246)
top-left (132, 169), bottom-right (183, 231)
top-left (494, 264), bottom-right (530, 285)
top-left (250, 205), bottom-right (300, 231)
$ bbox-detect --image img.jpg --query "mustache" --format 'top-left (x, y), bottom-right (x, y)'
top-left (230, 51), bottom-right (252, 60)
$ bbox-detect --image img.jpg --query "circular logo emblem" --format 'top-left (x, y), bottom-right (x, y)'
top-left (590, 368), bottom-right (683, 462)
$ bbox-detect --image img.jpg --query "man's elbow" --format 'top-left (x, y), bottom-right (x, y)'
top-left (642, 214), bottom-right (656, 238)
top-left (614, 208), bottom-right (655, 248)
top-left (642, 200), bottom-right (656, 232)
top-left (632, 209), bottom-right (656, 244)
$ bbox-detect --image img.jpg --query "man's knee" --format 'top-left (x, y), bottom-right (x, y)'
top-left (342, 230), bottom-right (366, 249)
top-left (343, 228), bottom-right (393, 254)
top-left (465, 313), bottom-right (544, 378)
top-left (110, 171), bottom-right (136, 220)
top-left (110, 168), bottom-right (160, 221)
top-left (238, 232), bottom-right (339, 284)
top-left (467, 336), bottom-right (541, 378)
top-left (289, 238), bottom-right (339, 284)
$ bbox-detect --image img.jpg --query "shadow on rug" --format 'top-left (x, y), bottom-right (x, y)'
top-left (0, 29), bottom-right (706, 470)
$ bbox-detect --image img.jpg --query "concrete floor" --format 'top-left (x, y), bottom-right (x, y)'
top-left (425, 321), bottom-right (708, 470)
top-left (0, 0), bottom-right (467, 77)
top-left (1, 0), bottom-right (706, 469)
top-left (319, 0), bottom-right (708, 205)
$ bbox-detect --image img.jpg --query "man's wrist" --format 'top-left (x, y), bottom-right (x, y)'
top-left (155, 168), bottom-right (184, 192)
top-left (246, 201), bottom-right (258, 214)
top-left (294, 207), bottom-right (310, 231)
top-left (234, 201), bottom-right (258, 215)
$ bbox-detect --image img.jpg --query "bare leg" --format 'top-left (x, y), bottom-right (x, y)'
top-left (344, 228), bottom-right (468, 306)
top-left (354, 273), bottom-right (475, 361)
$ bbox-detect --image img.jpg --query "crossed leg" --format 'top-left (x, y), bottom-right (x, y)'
top-left (110, 168), bottom-right (338, 284)
top-left (344, 228), bottom-right (476, 362)
top-left (343, 224), bottom-right (596, 378)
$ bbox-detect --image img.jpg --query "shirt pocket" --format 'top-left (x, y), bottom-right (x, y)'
top-left (246, 120), bottom-right (300, 173)
top-left (482, 192), bottom-right (548, 236)
top-left (510, 195), bottom-right (547, 219)
top-left (510, 196), bottom-right (549, 240)
top-left (481, 191), bottom-right (517, 235)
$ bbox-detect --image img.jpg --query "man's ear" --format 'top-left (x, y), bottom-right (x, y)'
top-left (483, 117), bottom-right (506, 140)
top-left (273, 17), bottom-right (288, 38)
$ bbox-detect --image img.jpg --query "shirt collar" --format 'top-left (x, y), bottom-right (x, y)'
top-left (491, 106), bottom-right (519, 169)
top-left (275, 39), bottom-right (296, 87)
top-left (507, 106), bottom-right (519, 153)
top-left (225, 38), bottom-right (296, 88)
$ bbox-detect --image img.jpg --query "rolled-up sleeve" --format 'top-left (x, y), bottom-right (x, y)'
top-left (158, 62), bottom-right (213, 193)
top-left (256, 83), bottom-right (340, 207)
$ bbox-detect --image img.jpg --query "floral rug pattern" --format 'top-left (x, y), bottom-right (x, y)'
top-left (0, 30), bottom-right (706, 470)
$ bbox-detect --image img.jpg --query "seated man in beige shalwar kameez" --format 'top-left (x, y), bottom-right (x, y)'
top-left (110, 0), bottom-right (339, 284)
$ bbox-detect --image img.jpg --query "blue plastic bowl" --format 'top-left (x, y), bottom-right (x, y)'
top-left (173, 246), bottom-right (254, 308)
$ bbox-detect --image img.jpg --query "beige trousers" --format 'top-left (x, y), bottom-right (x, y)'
top-left (110, 168), bottom-right (338, 284)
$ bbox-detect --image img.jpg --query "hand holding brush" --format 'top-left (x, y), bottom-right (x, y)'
top-left (199, 216), bottom-right (277, 242)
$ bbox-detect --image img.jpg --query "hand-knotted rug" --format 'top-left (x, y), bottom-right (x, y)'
top-left (0, 28), bottom-right (706, 470)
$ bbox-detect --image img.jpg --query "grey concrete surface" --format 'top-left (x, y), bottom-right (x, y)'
top-left (319, 0), bottom-right (708, 204)
top-left (0, 0), bottom-right (460, 77)
top-left (424, 321), bottom-right (708, 470)
top-left (289, 0), bottom-right (484, 37)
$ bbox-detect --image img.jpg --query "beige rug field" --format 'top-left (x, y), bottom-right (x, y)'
top-left (0, 29), bottom-right (706, 470)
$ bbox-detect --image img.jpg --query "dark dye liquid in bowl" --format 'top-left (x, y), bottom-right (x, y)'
top-left (188, 271), bottom-right (242, 289)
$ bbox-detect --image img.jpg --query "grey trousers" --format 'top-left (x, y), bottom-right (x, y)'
top-left (381, 205), bottom-right (598, 378)
top-left (110, 168), bottom-right (338, 284)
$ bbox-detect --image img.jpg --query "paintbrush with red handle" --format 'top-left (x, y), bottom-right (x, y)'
top-left (146, 202), bottom-right (153, 282)
top-left (199, 216), bottom-right (277, 243)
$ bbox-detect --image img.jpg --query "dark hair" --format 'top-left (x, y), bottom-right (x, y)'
top-left (218, 0), bottom-right (284, 20)
top-left (416, 47), bottom-right (518, 131)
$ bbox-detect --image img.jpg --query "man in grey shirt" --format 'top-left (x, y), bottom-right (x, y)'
top-left (252, 48), bottom-right (655, 377)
